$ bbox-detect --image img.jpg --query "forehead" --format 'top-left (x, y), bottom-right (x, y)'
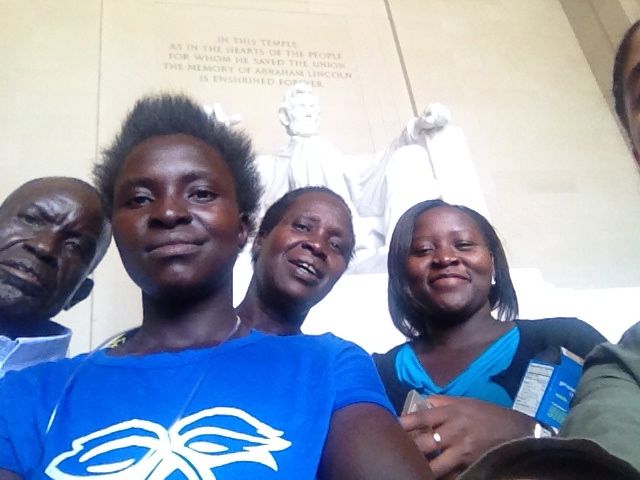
top-left (285, 192), bottom-right (351, 227)
top-left (116, 134), bottom-right (234, 183)
top-left (414, 206), bottom-right (482, 237)
top-left (2, 181), bottom-right (104, 229)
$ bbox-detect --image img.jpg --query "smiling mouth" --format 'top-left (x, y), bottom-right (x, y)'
top-left (430, 273), bottom-right (469, 284)
top-left (290, 259), bottom-right (321, 279)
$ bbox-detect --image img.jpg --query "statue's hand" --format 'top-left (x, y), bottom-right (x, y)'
top-left (410, 103), bottom-right (451, 138)
top-left (203, 103), bottom-right (243, 127)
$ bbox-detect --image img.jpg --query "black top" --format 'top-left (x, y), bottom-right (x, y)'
top-left (372, 317), bottom-right (606, 415)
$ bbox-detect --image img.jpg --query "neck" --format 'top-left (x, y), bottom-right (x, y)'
top-left (121, 284), bottom-right (244, 355)
top-left (0, 315), bottom-right (55, 340)
top-left (236, 279), bottom-right (305, 335)
top-left (414, 304), bottom-right (506, 351)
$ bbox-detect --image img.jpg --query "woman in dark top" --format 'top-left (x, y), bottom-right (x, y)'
top-left (373, 199), bottom-right (605, 479)
top-left (236, 185), bottom-right (355, 335)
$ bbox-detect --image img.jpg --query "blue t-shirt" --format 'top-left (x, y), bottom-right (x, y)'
top-left (0, 331), bottom-right (392, 479)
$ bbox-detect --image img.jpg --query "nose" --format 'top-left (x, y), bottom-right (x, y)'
top-left (301, 235), bottom-right (327, 261)
top-left (432, 245), bottom-right (459, 267)
top-left (149, 196), bottom-right (192, 228)
top-left (23, 231), bottom-right (59, 267)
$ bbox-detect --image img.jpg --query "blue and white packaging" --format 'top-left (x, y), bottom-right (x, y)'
top-left (512, 347), bottom-right (584, 430)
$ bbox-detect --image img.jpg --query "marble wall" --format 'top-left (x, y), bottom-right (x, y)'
top-left (2, 0), bottom-right (639, 353)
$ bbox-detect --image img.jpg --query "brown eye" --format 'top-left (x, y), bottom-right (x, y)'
top-left (412, 245), bottom-right (434, 255)
top-left (329, 239), bottom-right (343, 252)
top-left (293, 222), bottom-right (310, 232)
top-left (190, 188), bottom-right (217, 202)
top-left (126, 195), bottom-right (152, 208)
top-left (19, 213), bottom-right (41, 227)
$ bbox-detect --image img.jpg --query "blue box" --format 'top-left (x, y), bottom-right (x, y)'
top-left (512, 347), bottom-right (584, 430)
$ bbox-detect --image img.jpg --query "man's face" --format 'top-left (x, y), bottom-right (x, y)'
top-left (285, 92), bottom-right (320, 137)
top-left (0, 179), bottom-right (106, 322)
top-left (621, 27), bottom-right (640, 161)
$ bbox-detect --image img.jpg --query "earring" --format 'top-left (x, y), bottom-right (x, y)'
top-left (491, 273), bottom-right (496, 286)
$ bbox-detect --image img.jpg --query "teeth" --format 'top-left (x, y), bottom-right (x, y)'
top-left (297, 261), bottom-right (317, 276)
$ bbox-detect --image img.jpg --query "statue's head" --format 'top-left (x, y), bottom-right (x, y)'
top-left (278, 82), bottom-right (320, 137)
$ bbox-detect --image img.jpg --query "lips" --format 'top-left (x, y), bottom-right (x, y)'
top-left (289, 258), bottom-right (322, 281)
top-left (145, 238), bottom-right (204, 258)
top-left (0, 258), bottom-right (47, 294)
top-left (429, 272), bottom-right (470, 285)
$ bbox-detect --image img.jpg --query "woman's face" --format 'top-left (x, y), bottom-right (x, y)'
top-left (253, 191), bottom-right (352, 311)
top-left (111, 134), bottom-right (247, 299)
top-left (404, 206), bottom-right (493, 322)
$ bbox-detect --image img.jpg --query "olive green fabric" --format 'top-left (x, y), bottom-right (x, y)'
top-left (560, 320), bottom-right (640, 471)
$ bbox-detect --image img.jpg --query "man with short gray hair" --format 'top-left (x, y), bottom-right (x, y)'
top-left (0, 177), bottom-right (110, 377)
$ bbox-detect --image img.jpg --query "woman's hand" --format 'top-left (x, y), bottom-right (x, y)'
top-left (399, 395), bottom-right (536, 478)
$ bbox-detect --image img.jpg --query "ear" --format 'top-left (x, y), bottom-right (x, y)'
top-left (63, 278), bottom-right (94, 311)
top-left (238, 214), bottom-right (249, 250)
top-left (251, 233), bottom-right (264, 262)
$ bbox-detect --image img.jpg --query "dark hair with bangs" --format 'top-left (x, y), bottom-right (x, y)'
top-left (387, 199), bottom-right (518, 339)
top-left (93, 93), bottom-right (262, 233)
top-left (253, 186), bottom-right (356, 265)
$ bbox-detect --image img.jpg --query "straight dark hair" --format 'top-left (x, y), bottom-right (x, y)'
top-left (387, 199), bottom-right (518, 338)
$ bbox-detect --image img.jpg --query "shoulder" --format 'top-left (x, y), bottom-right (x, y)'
top-left (252, 331), bottom-right (372, 363)
top-left (619, 320), bottom-right (640, 347)
top-left (1, 354), bottom-right (85, 383)
top-left (516, 317), bottom-right (606, 357)
top-left (372, 343), bottom-right (406, 370)
top-left (276, 332), bottom-right (366, 350)
top-left (584, 321), bottom-right (640, 376)
top-left (0, 354), bottom-right (87, 415)
top-left (516, 316), bottom-right (600, 334)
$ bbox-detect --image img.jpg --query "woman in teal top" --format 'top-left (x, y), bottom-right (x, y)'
top-left (373, 199), bottom-right (605, 479)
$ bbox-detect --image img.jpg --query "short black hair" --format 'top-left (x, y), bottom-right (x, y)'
top-left (387, 199), bottom-right (518, 338)
top-left (93, 93), bottom-right (262, 233)
top-left (613, 19), bottom-right (640, 133)
top-left (254, 186), bottom-right (356, 264)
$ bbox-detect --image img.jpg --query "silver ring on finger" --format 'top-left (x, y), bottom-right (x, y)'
top-left (432, 431), bottom-right (443, 451)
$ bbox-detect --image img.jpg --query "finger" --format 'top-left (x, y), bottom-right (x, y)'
top-left (409, 404), bottom-right (459, 433)
top-left (410, 429), bottom-right (441, 457)
top-left (428, 445), bottom-right (463, 479)
top-left (399, 410), bottom-right (432, 431)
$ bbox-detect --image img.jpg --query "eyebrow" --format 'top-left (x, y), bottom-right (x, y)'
top-left (27, 203), bottom-right (100, 243)
top-left (297, 213), bottom-right (348, 238)
top-left (117, 169), bottom-right (221, 191)
top-left (25, 203), bottom-right (57, 223)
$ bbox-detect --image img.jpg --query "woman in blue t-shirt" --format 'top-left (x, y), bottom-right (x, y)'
top-left (0, 95), bottom-right (433, 480)
top-left (373, 199), bottom-right (605, 479)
